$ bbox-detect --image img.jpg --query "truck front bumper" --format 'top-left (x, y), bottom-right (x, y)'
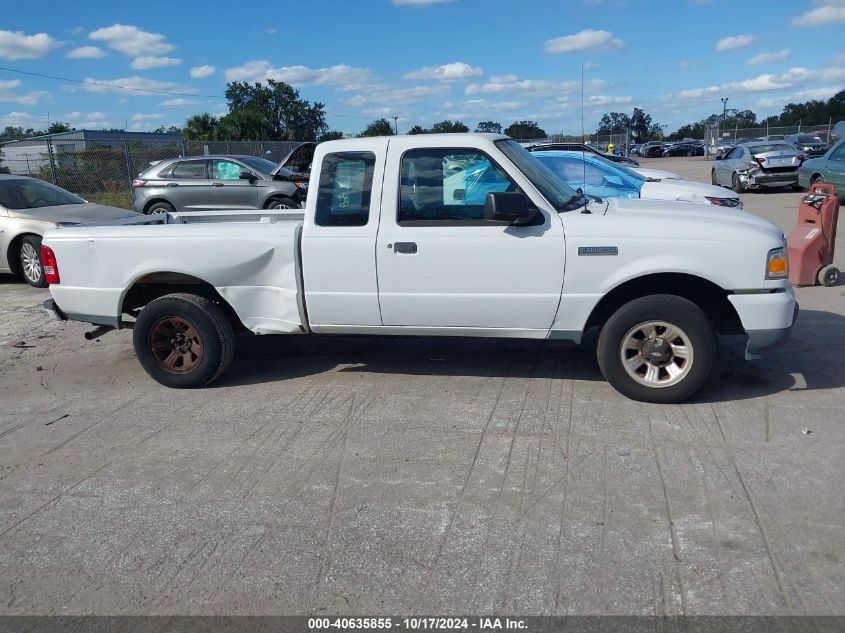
top-left (728, 287), bottom-right (799, 360)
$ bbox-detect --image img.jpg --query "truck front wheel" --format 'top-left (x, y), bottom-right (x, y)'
top-left (133, 293), bottom-right (235, 388)
top-left (596, 295), bottom-right (716, 403)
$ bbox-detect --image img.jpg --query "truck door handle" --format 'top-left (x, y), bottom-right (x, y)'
top-left (394, 242), bottom-right (417, 254)
top-left (166, 183), bottom-right (179, 187)
top-left (212, 182), bottom-right (224, 187)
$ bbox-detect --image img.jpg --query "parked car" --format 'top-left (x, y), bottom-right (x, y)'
top-left (526, 143), bottom-right (639, 166)
top-left (785, 133), bottom-right (828, 158)
top-left (831, 121), bottom-right (845, 144)
top-left (663, 142), bottom-right (705, 157)
top-left (43, 133), bottom-right (795, 403)
top-left (760, 135), bottom-right (785, 141)
top-left (712, 141), bottom-right (805, 192)
top-left (797, 140), bottom-right (845, 198)
top-left (131, 143), bottom-right (316, 215)
top-left (639, 142), bottom-right (666, 158)
top-left (531, 150), bottom-right (741, 207)
top-left (0, 175), bottom-right (138, 287)
top-left (631, 167), bottom-right (682, 180)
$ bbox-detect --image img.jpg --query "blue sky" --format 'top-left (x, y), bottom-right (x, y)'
top-left (1, 0), bottom-right (844, 135)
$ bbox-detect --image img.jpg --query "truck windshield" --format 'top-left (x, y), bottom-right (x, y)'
top-left (496, 139), bottom-right (579, 212)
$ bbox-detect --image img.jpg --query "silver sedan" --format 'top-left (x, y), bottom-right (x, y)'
top-left (711, 141), bottom-right (805, 193)
top-left (0, 175), bottom-right (139, 287)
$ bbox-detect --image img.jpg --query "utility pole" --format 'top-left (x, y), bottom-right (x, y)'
top-left (721, 97), bottom-right (729, 124)
top-left (392, 116), bottom-right (399, 135)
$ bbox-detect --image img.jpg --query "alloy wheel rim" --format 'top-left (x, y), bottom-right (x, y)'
top-left (148, 316), bottom-right (204, 374)
top-left (271, 201), bottom-right (292, 209)
top-left (620, 320), bottom-right (694, 388)
top-left (21, 242), bottom-right (42, 283)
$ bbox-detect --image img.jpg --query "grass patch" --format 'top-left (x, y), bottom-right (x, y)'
top-left (81, 190), bottom-right (134, 210)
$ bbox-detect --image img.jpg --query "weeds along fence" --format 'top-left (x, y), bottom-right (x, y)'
top-left (0, 137), bottom-right (301, 208)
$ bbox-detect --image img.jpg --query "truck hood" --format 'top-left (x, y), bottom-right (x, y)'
top-left (640, 179), bottom-right (740, 204)
top-left (9, 203), bottom-right (140, 224)
top-left (600, 197), bottom-right (783, 240)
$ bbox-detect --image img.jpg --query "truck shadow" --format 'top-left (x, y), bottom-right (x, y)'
top-left (216, 309), bottom-right (845, 403)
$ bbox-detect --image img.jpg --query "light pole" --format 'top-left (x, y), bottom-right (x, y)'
top-left (392, 115), bottom-right (399, 135)
top-left (721, 97), bottom-right (729, 123)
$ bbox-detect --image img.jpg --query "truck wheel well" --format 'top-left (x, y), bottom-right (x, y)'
top-left (121, 273), bottom-right (245, 331)
top-left (7, 232), bottom-right (41, 277)
top-left (584, 273), bottom-right (743, 335)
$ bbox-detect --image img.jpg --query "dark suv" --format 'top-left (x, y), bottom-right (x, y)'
top-left (131, 143), bottom-right (315, 215)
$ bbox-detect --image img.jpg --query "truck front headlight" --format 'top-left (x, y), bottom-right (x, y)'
top-left (766, 247), bottom-right (789, 279)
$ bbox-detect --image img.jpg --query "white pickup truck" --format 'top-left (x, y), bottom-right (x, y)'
top-left (41, 134), bottom-right (797, 403)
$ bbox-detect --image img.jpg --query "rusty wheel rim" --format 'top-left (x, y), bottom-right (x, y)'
top-left (148, 316), bottom-right (204, 374)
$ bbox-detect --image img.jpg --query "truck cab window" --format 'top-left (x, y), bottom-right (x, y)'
top-left (399, 148), bottom-right (519, 223)
top-left (315, 151), bottom-right (375, 226)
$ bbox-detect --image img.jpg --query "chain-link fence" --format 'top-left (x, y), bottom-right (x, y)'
top-left (0, 136), bottom-right (301, 208)
top-left (703, 122), bottom-right (835, 158)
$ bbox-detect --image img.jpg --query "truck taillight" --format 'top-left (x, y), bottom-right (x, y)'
top-left (131, 179), bottom-right (146, 188)
top-left (41, 245), bottom-right (60, 285)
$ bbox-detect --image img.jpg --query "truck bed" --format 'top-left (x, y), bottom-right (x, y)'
top-left (44, 210), bottom-right (307, 334)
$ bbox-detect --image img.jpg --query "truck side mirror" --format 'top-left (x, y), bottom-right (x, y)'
top-left (484, 192), bottom-right (539, 226)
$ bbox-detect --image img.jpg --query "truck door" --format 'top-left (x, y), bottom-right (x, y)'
top-left (375, 140), bottom-right (565, 332)
top-left (300, 138), bottom-right (388, 328)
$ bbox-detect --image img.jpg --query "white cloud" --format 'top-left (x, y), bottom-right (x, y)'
top-left (543, 29), bottom-right (624, 54)
top-left (66, 46), bottom-right (105, 59)
top-left (224, 60), bottom-right (371, 90)
top-left (792, 2), bottom-right (845, 26)
top-left (129, 113), bottom-right (165, 121)
top-left (131, 55), bottom-right (181, 70)
top-left (465, 74), bottom-right (606, 97)
top-left (80, 75), bottom-right (195, 96)
top-left (0, 79), bottom-right (47, 105)
top-left (159, 98), bottom-right (197, 107)
top-left (664, 64), bottom-right (845, 105)
top-left (746, 49), bottom-right (790, 65)
top-left (404, 62), bottom-right (483, 81)
top-left (345, 84), bottom-right (449, 107)
top-left (190, 64), bottom-right (215, 78)
top-left (89, 24), bottom-right (174, 57)
top-left (585, 94), bottom-right (633, 107)
top-left (392, 0), bottom-right (455, 5)
top-left (756, 87), bottom-right (841, 109)
top-left (0, 30), bottom-right (59, 60)
top-left (0, 110), bottom-right (115, 130)
top-left (716, 34), bottom-right (754, 51)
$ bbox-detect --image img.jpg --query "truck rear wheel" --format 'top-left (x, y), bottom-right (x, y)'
top-left (596, 294), bottom-right (716, 403)
top-left (133, 293), bottom-right (234, 388)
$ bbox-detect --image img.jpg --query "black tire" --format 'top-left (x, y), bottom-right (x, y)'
top-left (731, 173), bottom-right (745, 194)
top-left (265, 196), bottom-right (299, 210)
top-left (133, 293), bottom-right (235, 388)
top-left (19, 235), bottom-right (48, 288)
top-left (596, 294), bottom-right (717, 404)
top-left (145, 201), bottom-right (175, 215)
top-left (811, 174), bottom-right (824, 188)
top-left (711, 170), bottom-right (718, 186)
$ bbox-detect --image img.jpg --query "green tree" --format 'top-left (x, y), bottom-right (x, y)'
top-left (219, 79), bottom-right (327, 140)
top-left (183, 113), bottom-right (219, 141)
top-left (504, 120), bottom-right (547, 140)
top-left (318, 130), bottom-right (345, 142)
top-left (153, 125), bottom-right (182, 134)
top-left (475, 121), bottom-right (502, 134)
top-left (596, 112), bottom-right (631, 135)
top-left (46, 122), bottom-right (73, 134)
top-left (1, 126), bottom-right (40, 142)
top-left (430, 120), bottom-right (469, 133)
top-left (359, 118), bottom-right (394, 137)
top-left (630, 108), bottom-right (663, 143)
top-left (407, 125), bottom-right (427, 135)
